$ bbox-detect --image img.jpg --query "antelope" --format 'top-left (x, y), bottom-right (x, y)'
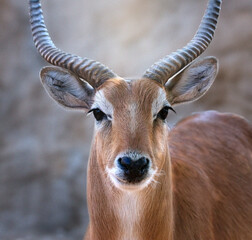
top-left (29, 0), bottom-right (252, 239)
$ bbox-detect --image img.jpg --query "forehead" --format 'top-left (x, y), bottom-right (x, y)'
top-left (95, 78), bottom-right (166, 111)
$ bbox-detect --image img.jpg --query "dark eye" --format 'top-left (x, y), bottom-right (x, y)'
top-left (90, 108), bottom-right (107, 122)
top-left (157, 106), bottom-right (176, 120)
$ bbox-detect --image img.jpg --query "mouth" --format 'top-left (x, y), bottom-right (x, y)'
top-left (106, 167), bottom-right (157, 190)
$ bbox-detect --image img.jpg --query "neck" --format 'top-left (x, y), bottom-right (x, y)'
top-left (85, 143), bottom-right (173, 240)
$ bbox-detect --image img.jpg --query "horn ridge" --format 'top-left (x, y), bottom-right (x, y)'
top-left (143, 0), bottom-right (222, 85)
top-left (29, 0), bottom-right (117, 88)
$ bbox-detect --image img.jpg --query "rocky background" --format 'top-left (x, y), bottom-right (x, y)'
top-left (0, 0), bottom-right (251, 239)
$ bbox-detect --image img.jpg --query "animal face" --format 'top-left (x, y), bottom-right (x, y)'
top-left (91, 78), bottom-right (171, 190)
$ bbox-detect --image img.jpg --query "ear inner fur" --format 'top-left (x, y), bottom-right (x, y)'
top-left (40, 66), bottom-right (95, 110)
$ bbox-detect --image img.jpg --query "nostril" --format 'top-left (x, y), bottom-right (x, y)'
top-left (118, 156), bottom-right (150, 173)
top-left (138, 157), bottom-right (149, 170)
top-left (118, 157), bottom-right (132, 170)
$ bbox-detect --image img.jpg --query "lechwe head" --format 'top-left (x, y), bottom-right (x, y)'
top-left (29, 0), bottom-right (221, 191)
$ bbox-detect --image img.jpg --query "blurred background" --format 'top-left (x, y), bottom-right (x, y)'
top-left (0, 0), bottom-right (251, 239)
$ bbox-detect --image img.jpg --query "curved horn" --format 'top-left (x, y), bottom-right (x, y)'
top-left (29, 0), bottom-right (117, 88)
top-left (143, 0), bottom-right (222, 85)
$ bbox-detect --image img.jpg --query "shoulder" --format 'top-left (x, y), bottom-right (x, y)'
top-left (170, 110), bottom-right (252, 139)
top-left (169, 110), bottom-right (252, 167)
top-left (176, 110), bottom-right (251, 127)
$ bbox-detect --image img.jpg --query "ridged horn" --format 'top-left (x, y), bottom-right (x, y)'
top-left (143, 0), bottom-right (222, 85)
top-left (29, 0), bottom-right (117, 88)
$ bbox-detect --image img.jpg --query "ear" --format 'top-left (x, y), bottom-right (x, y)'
top-left (165, 56), bottom-right (218, 105)
top-left (40, 66), bottom-right (95, 111)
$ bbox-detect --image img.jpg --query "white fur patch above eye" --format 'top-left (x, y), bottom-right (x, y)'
top-left (152, 88), bottom-right (169, 118)
top-left (91, 90), bottom-right (114, 119)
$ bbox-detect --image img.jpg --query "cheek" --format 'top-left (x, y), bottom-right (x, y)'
top-left (152, 123), bottom-right (169, 167)
top-left (95, 126), bottom-right (115, 169)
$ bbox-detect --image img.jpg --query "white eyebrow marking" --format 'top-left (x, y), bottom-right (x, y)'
top-left (129, 103), bottom-right (138, 133)
top-left (91, 90), bottom-right (114, 119)
top-left (152, 88), bottom-right (169, 118)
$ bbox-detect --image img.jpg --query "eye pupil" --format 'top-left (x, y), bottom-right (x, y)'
top-left (158, 107), bottom-right (169, 120)
top-left (157, 106), bottom-right (175, 121)
top-left (93, 109), bottom-right (106, 121)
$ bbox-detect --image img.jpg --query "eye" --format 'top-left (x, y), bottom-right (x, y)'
top-left (89, 108), bottom-right (107, 122)
top-left (157, 106), bottom-right (176, 121)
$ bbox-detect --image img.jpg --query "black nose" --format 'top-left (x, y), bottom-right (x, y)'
top-left (118, 156), bottom-right (150, 183)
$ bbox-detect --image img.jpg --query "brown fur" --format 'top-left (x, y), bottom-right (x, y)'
top-left (171, 111), bottom-right (252, 240)
top-left (82, 79), bottom-right (252, 240)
